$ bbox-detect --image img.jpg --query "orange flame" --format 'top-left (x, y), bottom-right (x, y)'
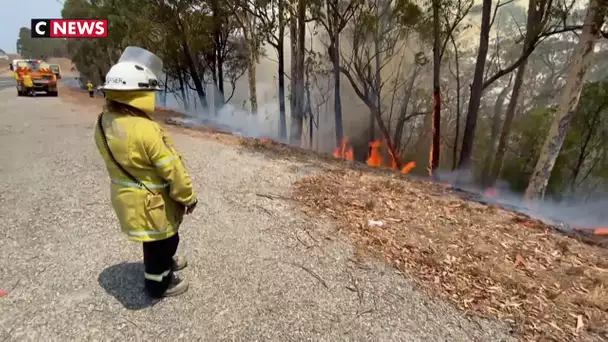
top-left (366, 140), bottom-right (383, 167)
top-left (333, 137), bottom-right (354, 161)
top-left (333, 137), bottom-right (416, 174)
top-left (400, 161), bottom-right (416, 174)
top-left (594, 227), bottom-right (608, 236)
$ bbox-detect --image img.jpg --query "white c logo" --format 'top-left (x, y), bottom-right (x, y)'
top-left (35, 21), bottom-right (47, 35)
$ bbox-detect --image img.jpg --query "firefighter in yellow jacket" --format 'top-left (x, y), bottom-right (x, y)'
top-left (94, 47), bottom-right (197, 298)
top-left (22, 73), bottom-right (35, 96)
top-left (86, 80), bottom-right (94, 97)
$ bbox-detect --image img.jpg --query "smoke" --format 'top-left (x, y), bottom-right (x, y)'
top-left (434, 169), bottom-right (608, 231)
top-left (183, 102), bottom-right (281, 140)
top-left (160, 82), bottom-right (290, 142)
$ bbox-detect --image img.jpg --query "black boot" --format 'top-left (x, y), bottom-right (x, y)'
top-left (163, 274), bottom-right (189, 297)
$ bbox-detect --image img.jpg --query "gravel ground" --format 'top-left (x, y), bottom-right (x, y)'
top-left (0, 88), bottom-right (515, 341)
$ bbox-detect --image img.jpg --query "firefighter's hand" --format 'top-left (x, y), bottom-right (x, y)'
top-left (185, 199), bottom-right (198, 215)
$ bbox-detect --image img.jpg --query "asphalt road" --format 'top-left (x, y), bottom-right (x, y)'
top-left (0, 76), bottom-right (77, 94)
top-left (0, 87), bottom-right (514, 341)
top-left (0, 76), bottom-right (14, 91)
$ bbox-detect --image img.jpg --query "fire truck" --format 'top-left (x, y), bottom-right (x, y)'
top-left (10, 59), bottom-right (58, 97)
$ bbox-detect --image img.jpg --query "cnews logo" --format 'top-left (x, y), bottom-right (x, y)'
top-left (31, 19), bottom-right (108, 38)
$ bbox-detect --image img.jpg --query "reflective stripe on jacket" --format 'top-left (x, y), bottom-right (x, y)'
top-left (94, 110), bottom-right (197, 242)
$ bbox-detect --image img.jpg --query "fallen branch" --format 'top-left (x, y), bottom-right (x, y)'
top-left (252, 204), bottom-right (273, 216)
top-left (285, 261), bottom-right (328, 289)
top-left (256, 193), bottom-right (292, 201)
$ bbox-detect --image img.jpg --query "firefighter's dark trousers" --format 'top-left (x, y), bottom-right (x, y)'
top-left (89, 90), bottom-right (94, 97)
top-left (142, 233), bottom-right (179, 298)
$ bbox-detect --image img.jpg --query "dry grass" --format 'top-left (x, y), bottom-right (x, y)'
top-left (293, 169), bottom-right (608, 341)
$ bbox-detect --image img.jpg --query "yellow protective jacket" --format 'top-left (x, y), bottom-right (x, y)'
top-left (87, 83), bottom-right (94, 91)
top-left (94, 111), bottom-right (197, 242)
top-left (22, 74), bottom-right (33, 88)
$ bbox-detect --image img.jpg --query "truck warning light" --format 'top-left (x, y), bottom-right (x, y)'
top-left (31, 19), bottom-right (108, 38)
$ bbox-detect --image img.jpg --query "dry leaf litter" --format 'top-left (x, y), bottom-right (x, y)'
top-left (292, 169), bottom-right (608, 341)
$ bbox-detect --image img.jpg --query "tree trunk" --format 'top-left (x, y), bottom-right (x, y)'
top-left (176, 66), bottom-right (188, 111)
top-left (523, 0), bottom-right (605, 201)
top-left (181, 40), bottom-right (209, 110)
top-left (212, 0), bottom-right (225, 106)
top-left (330, 0), bottom-right (344, 147)
top-left (370, 0), bottom-right (385, 152)
top-left (392, 67), bottom-right (418, 151)
top-left (451, 34), bottom-right (462, 171)
top-left (305, 79), bottom-right (314, 148)
top-left (175, 16), bottom-right (208, 111)
top-left (364, 81), bottom-right (375, 144)
top-left (480, 82), bottom-right (511, 185)
top-left (163, 72), bottom-right (168, 107)
top-left (97, 66), bottom-right (104, 86)
top-left (296, 0), bottom-right (306, 141)
top-left (290, 17), bottom-right (297, 124)
top-left (247, 48), bottom-right (258, 115)
top-left (488, 64), bottom-right (527, 184)
top-left (372, 28), bottom-right (381, 147)
top-left (488, 0), bottom-right (538, 185)
top-left (277, 0), bottom-right (287, 139)
top-left (372, 107), bottom-right (401, 169)
top-left (216, 49), bottom-right (225, 109)
top-left (430, 0), bottom-right (441, 176)
top-left (289, 0), bottom-right (306, 145)
top-left (457, 0), bottom-right (492, 170)
top-left (243, 21), bottom-right (258, 115)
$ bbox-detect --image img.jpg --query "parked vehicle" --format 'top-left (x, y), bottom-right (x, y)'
top-left (49, 64), bottom-right (62, 80)
top-left (11, 59), bottom-right (58, 97)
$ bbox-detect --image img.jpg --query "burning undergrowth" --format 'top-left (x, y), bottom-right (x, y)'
top-left (292, 169), bottom-right (608, 341)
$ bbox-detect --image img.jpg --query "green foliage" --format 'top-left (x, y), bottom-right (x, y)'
top-left (502, 80), bottom-right (608, 197)
top-left (556, 80), bottom-right (608, 195)
top-left (57, 0), bottom-right (252, 95)
top-left (16, 27), bottom-right (69, 59)
top-left (501, 107), bottom-right (555, 192)
top-left (393, 0), bottom-right (422, 27)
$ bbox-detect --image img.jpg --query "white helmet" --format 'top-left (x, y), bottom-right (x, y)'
top-left (101, 46), bottom-right (163, 91)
